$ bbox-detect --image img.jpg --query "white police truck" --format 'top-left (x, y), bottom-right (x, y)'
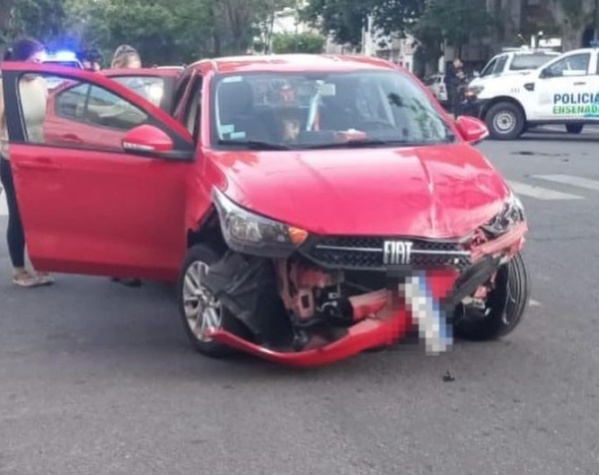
top-left (462, 47), bottom-right (599, 140)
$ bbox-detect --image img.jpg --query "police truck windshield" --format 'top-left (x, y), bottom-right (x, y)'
top-left (510, 53), bottom-right (557, 71)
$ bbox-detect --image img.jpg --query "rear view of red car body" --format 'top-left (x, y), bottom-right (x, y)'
top-left (1, 54), bottom-right (530, 367)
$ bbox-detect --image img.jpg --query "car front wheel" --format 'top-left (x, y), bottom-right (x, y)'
top-left (485, 102), bottom-right (525, 140)
top-left (177, 243), bottom-right (248, 358)
top-left (454, 252), bottom-right (531, 342)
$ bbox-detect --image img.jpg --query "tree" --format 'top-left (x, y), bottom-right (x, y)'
top-left (369, 0), bottom-right (425, 39)
top-left (300, 0), bottom-right (424, 49)
top-left (253, 0), bottom-right (295, 53)
top-left (1, 0), bottom-right (68, 51)
top-left (272, 32), bottom-right (326, 53)
top-left (300, 0), bottom-right (370, 47)
top-left (412, 0), bottom-right (495, 56)
top-left (64, 0), bottom-right (292, 64)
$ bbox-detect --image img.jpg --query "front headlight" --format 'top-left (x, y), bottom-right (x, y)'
top-left (482, 190), bottom-right (526, 236)
top-left (212, 187), bottom-right (309, 258)
top-left (465, 85), bottom-right (484, 98)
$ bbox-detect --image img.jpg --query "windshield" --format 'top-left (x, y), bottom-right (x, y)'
top-left (510, 53), bottom-right (557, 71)
top-left (210, 70), bottom-right (455, 150)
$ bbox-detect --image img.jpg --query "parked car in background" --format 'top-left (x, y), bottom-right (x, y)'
top-left (424, 73), bottom-right (447, 104)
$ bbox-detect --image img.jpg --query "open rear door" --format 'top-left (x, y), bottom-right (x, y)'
top-left (1, 61), bottom-right (195, 281)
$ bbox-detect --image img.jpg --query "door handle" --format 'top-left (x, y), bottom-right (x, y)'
top-left (60, 134), bottom-right (84, 144)
top-left (573, 82), bottom-right (586, 85)
top-left (17, 157), bottom-right (61, 170)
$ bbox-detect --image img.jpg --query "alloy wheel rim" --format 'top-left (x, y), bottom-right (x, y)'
top-left (182, 261), bottom-right (222, 342)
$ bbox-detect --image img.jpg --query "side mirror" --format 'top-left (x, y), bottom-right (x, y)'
top-left (473, 71), bottom-right (480, 78)
top-left (540, 68), bottom-right (552, 79)
top-left (455, 116), bottom-right (489, 145)
top-left (122, 124), bottom-right (193, 160)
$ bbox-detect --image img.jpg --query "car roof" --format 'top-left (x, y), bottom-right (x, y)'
top-left (188, 53), bottom-right (399, 74)
top-left (99, 67), bottom-right (183, 77)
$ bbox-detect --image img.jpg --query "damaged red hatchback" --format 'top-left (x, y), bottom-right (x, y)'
top-left (1, 54), bottom-right (530, 367)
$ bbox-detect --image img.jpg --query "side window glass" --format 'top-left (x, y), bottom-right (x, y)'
top-left (480, 59), bottom-right (497, 77)
top-left (544, 53), bottom-right (590, 78)
top-left (84, 85), bottom-right (148, 130)
top-left (19, 73), bottom-right (150, 152)
top-left (112, 76), bottom-right (166, 108)
top-left (55, 83), bottom-right (90, 120)
top-left (494, 55), bottom-right (508, 74)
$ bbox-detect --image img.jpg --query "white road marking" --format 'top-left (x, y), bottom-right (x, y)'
top-left (533, 174), bottom-right (599, 192)
top-left (530, 299), bottom-right (541, 307)
top-left (508, 180), bottom-right (583, 201)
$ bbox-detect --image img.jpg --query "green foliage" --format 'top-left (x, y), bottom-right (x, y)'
top-left (272, 32), bottom-right (326, 53)
top-left (559, 0), bottom-right (585, 21)
top-left (1, 0), bottom-right (67, 50)
top-left (369, 0), bottom-right (425, 38)
top-left (300, 0), bottom-right (371, 47)
top-left (412, 0), bottom-right (496, 52)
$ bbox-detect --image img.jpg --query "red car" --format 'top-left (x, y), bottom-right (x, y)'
top-left (1, 55), bottom-right (530, 367)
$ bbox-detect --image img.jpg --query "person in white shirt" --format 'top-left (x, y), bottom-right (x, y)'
top-left (0, 37), bottom-right (54, 287)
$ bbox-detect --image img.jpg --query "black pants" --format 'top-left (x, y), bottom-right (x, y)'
top-left (447, 87), bottom-right (461, 116)
top-left (0, 156), bottom-right (26, 268)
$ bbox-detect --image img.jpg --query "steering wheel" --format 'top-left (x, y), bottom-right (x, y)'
top-left (354, 119), bottom-right (396, 131)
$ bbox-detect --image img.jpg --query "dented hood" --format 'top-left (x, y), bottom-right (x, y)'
top-left (208, 143), bottom-right (511, 239)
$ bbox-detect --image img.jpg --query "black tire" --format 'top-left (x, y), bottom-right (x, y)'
top-left (177, 243), bottom-right (250, 358)
top-left (485, 102), bottom-right (525, 140)
top-left (566, 123), bottom-right (584, 134)
top-left (454, 252), bottom-right (530, 342)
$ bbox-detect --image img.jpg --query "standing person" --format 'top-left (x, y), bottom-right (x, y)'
top-left (109, 44), bottom-right (143, 288)
top-left (0, 37), bottom-right (55, 287)
top-left (444, 57), bottom-right (465, 117)
top-left (110, 45), bottom-right (141, 69)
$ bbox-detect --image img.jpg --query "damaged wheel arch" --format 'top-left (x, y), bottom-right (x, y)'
top-left (453, 251), bottom-right (531, 342)
top-left (177, 243), bottom-right (254, 358)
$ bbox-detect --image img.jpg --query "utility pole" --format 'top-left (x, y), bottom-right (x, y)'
top-left (595, 0), bottom-right (599, 42)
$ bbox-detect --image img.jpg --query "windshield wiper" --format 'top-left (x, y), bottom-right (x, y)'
top-left (217, 139), bottom-right (291, 151)
top-left (304, 138), bottom-right (433, 149)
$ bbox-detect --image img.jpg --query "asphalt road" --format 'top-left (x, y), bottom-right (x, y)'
top-left (1, 127), bottom-right (599, 475)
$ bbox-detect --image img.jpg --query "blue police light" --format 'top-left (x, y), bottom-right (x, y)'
top-left (48, 50), bottom-right (78, 61)
top-left (43, 50), bottom-right (83, 69)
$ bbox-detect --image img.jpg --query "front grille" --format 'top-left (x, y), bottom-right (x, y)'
top-left (301, 236), bottom-right (472, 272)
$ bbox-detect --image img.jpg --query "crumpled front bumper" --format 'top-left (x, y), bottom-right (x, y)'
top-left (207, 222), bottom-right (528, 367)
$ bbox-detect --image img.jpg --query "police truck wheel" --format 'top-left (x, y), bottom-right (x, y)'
top-left (566, 123), bottom-right (583, 134)
top-left (485, 102), bottom-right (525, 140)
